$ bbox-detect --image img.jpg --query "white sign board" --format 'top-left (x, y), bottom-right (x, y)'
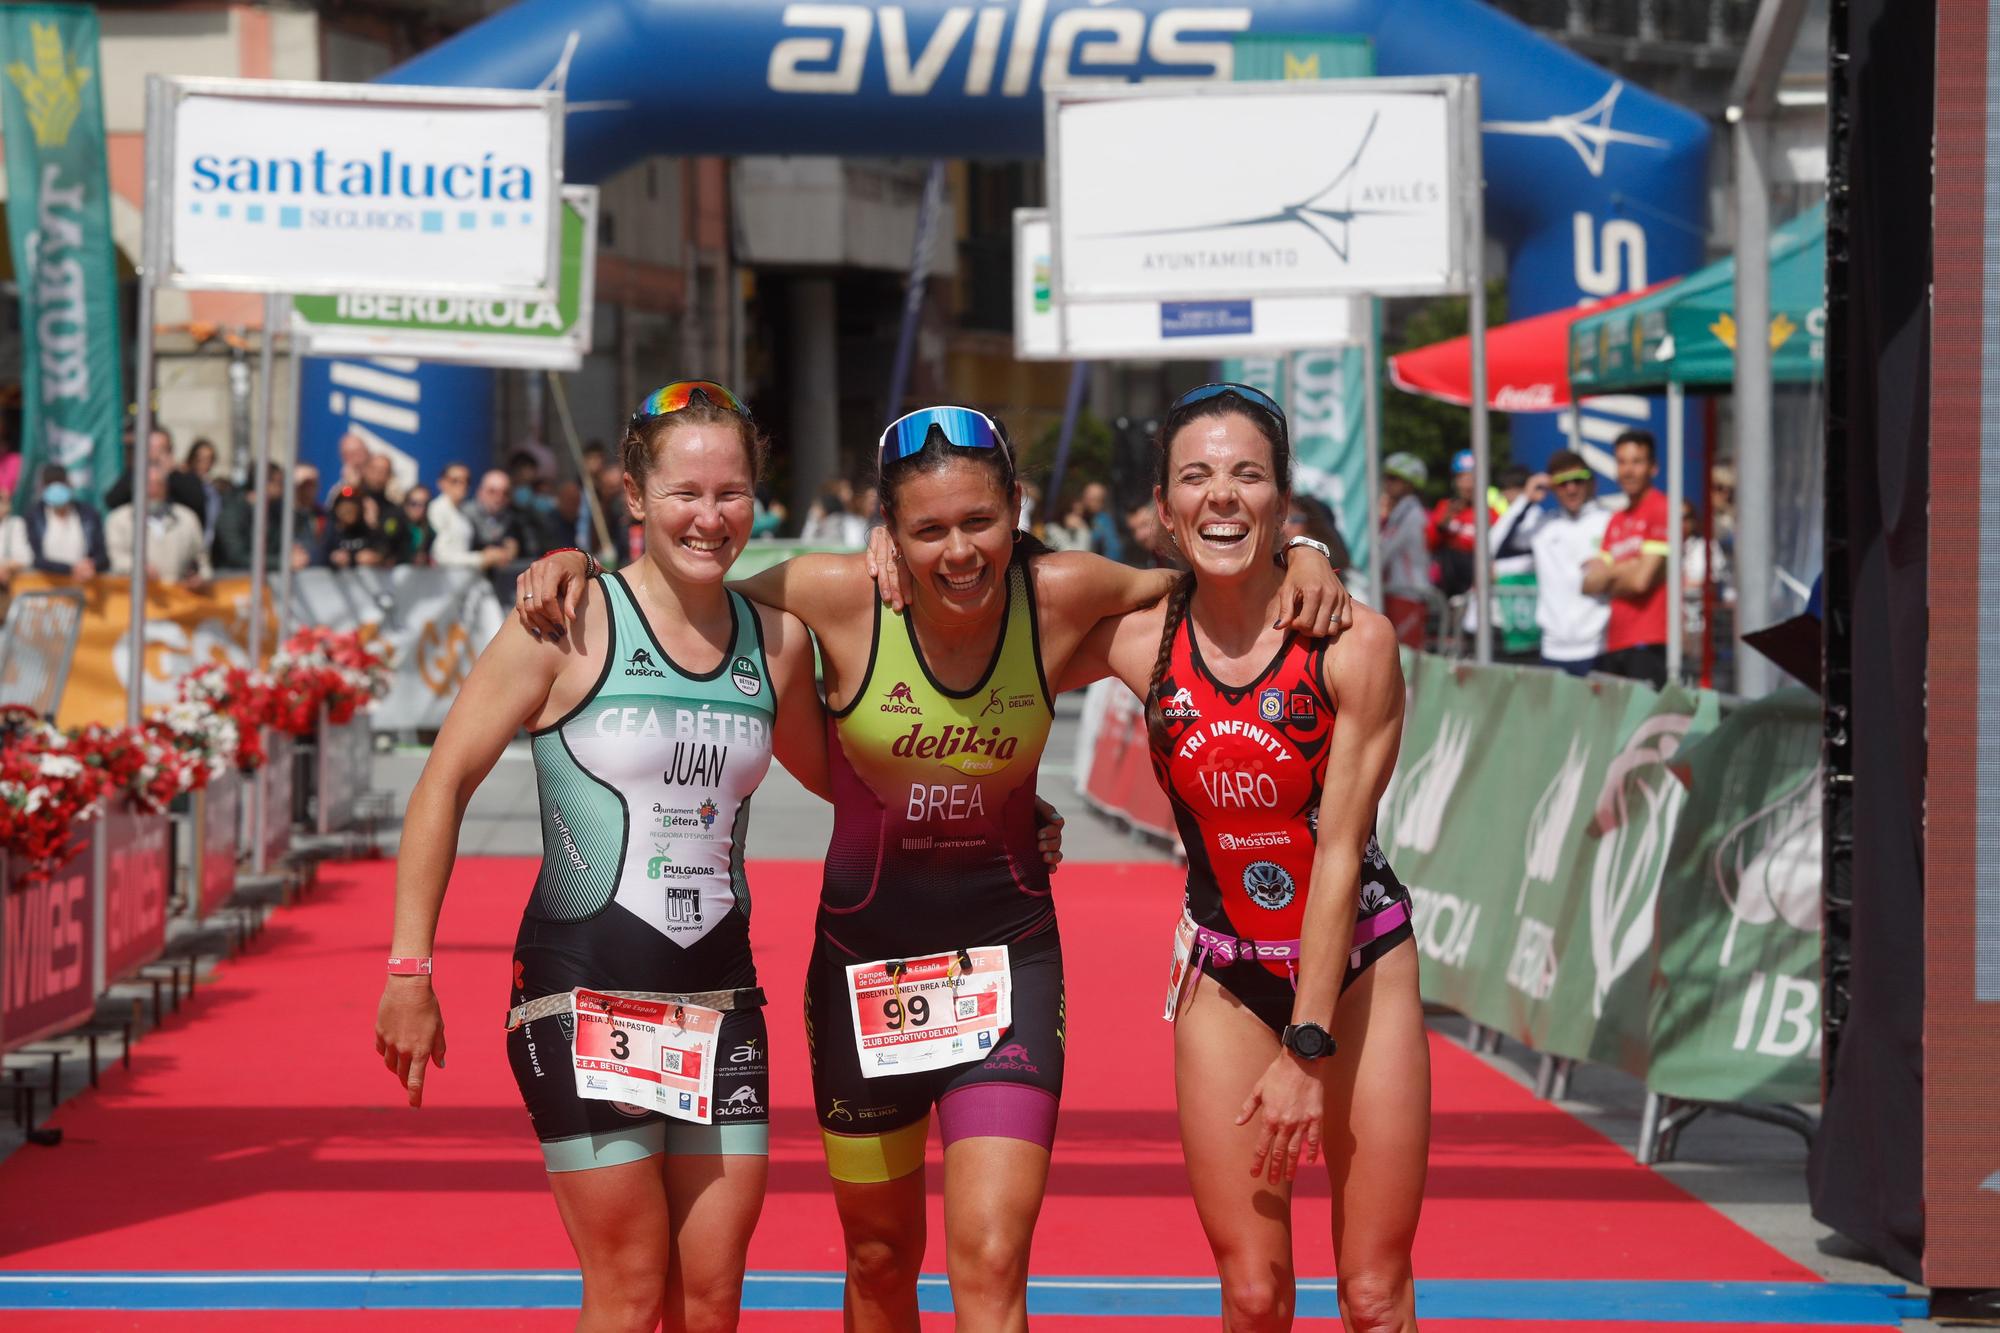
top-left (1046, 77), bottom-right (1476, 303)
top-left (1014, 210), bottom-right (1360, 360)
top-left (144, 76), bottom-right (563, 301)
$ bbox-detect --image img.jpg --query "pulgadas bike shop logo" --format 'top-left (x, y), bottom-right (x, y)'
top-left (181, 145), bottom-right (542, 239)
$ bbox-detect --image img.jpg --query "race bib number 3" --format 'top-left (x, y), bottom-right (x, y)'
top-left (845, 947), bottom-right (1011, 1079)
top-left (570, 988), bottom-right (722, 1125)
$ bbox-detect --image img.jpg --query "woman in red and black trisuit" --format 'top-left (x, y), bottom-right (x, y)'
top-left (1065, 383), bottom-right (1428, 1332)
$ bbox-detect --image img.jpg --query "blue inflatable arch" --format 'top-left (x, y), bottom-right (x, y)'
top-left (384, 0), bottom-right (1709, 474)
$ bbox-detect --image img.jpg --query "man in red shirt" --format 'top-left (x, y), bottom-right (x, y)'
top-left (1584, 428), bottom-right (1671, 687)
top-left (1427, 449), bottom-right (1499, 598)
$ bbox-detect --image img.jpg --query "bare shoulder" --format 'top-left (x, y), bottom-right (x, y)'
top-left (1323, 606), bottom-right (1403, 696)
top-left (731, 550), bottom-right (872, 623)
top-left (748, 599), bottom-right (812, 661)
top-left (1029, 548), bottom-right (1173, 617)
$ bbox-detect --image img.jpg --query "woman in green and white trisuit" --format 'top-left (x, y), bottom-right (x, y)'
top-left (374, 384), bottom-right (830, 1333)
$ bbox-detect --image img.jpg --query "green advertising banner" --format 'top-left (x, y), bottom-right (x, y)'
top-left (0, 5), bottom-right (125, 504)
top-left (291, 186), bottom-right (597, 370)
top-left (1385, 658), bottom-right (1721, 1081)
top-left (1646, 688), bottom-right (1822, 1105)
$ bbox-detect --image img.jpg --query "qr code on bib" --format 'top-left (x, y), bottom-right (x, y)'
top-left (957, 997), bottom-right (979, 1020)
top-left (661, 1050), bottom-right (684, 1075)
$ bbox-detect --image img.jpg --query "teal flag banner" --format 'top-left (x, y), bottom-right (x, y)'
top-left (1, 5), bottom-right (124, 504)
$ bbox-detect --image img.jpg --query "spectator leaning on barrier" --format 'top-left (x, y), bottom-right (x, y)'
top-left (1522, 449), bottom-right (1612, 676)
top-left (213, 462), bottom-right (287, 572)
top-left (1379, 450), bottom-right (1432, 649)
top-left (1584, 428), bottom-right (1671, 688)
top-left (108, 455), bottom-right (211, 589)
top-left (0, 463), bottom-right (109, 584)
top-left (317, 485), bottom-right (387, 569)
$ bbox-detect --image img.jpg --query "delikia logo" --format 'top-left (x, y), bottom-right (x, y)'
top-left (6, 22), bottom-right (88, 149)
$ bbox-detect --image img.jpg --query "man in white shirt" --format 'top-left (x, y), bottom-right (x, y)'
top-left (107, 462), bottom-right (211, 588)
top-left (1526, 449), bottom-right (1612, 675)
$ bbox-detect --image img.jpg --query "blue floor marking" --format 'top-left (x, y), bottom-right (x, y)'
top-left (0, 1271), bottom-right (1921, 1323)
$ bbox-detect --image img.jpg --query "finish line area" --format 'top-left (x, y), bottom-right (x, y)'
top-left (0, 1272), bottom-right (1923, 1325)
top-left (0, 856), bottom-right (1922, 1329)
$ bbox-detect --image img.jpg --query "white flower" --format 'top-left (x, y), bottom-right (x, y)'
top-left (37, 754), bottom-right (83, 781)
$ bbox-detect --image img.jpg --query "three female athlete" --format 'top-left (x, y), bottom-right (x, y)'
top-left (1062, 383), bottom-right (1428, 1333)
top-left (516, 403), bottom-right (1350, 1332)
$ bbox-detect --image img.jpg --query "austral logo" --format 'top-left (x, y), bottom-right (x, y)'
top-left (880, 681), bottom-right (923, 715)
top-left (627, 648), bottom-right (668, 678)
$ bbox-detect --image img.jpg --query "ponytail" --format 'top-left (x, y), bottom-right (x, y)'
top-left (1143, 571), bottom-right (1196, 751)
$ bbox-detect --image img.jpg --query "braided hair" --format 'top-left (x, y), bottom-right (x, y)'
top-left (1140, 388), bottom-right (1292, 749)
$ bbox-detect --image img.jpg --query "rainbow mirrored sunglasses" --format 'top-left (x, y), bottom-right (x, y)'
top-left (1167, 381), bottom-right (1289, 439)
top-left (628, 380), bottom-right (751, 424)
top-left (878, 405), bottom-right (1010, 464)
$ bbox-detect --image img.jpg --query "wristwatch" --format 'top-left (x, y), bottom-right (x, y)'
top-left (1283, 535), bottom-right (1333, 563)
top-left (1281, 1021), bottom-right (1336, 1060)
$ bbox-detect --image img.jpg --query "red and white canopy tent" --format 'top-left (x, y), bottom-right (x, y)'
top-left (1387, 284), bottom-right (1662, 412)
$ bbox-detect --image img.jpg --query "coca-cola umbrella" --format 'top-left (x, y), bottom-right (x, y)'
top-left (1387, 285), bottom-right (1662, 413)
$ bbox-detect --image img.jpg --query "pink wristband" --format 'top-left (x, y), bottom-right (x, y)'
top-left (386, 956), bottom-right (433, 976)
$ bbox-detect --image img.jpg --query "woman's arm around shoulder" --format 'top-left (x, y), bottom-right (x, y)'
top-left (754, 600), bottom-right (832, 801)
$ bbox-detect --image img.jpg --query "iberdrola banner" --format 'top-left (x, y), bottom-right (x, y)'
top-left (0, 5), bottom-right (124, 504)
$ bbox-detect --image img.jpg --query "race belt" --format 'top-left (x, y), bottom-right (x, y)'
top-left (505, 986), bottom-right (765, 1031)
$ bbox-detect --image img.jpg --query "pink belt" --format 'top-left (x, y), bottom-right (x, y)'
top-left (1190, 899), bottom-right (1412, 980)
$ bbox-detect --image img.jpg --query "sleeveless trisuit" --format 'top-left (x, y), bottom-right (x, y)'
top-left (1148, 621), bottom-right (1414, 1033)
top-left (805, 551), bottom-right (1064, 1182)
top-left (507, 573), bottom-right (776, 1171)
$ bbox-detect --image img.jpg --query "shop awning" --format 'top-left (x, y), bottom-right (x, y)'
top-left (1387, 286), bottom-right (1660, 413)
top-left (1568, 202), bottom-right (1825, 393)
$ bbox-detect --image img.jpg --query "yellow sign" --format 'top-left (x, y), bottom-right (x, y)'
top-left (1709, 311), bottom-right (1800, 352)
top-left (5, 20), bottom-right (89, 149)
top-left (7, 574), bottom-right (277, 730)
top-left (1283, 52), bottom-right (1322, 79)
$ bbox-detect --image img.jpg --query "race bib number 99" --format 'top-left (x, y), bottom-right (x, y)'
top-left (845, 947), bottom-right (1011, 1079)
top-left (570, 988), bottom-right (722, 1125)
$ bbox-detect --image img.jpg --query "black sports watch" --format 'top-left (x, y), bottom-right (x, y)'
top-left (1281, 1021), bottom-right (1336, 1061)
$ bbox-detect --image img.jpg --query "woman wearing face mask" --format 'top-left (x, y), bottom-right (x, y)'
top-left (1064, 384), bottom-right (1426, 1333)
top-left (0, 464), bottom-right (111, 585)
top-left (517, 403), bottom-right (1351, 1331)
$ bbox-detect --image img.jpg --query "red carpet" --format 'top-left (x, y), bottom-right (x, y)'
top-left (0, 857), bottom-right (1822, 1309)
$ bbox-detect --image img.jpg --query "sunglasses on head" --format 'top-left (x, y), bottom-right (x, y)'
top-left (1167, 382), bottom-right (1289, 437)
top-left (878, 406), bottom-right (1009, 465)
top-left (1552, 469), bottom-right (1594, 486)
top-left (629, 380), bottom-right (751, 424)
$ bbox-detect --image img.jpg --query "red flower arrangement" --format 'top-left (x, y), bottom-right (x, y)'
top-left (70, 722), bottom-right (204, 817)
top-left (267, 627), bottom-right (391, 732)
top-left (0, 706), bottom-right (107, 878)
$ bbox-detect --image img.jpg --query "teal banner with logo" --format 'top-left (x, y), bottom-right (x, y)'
top-left (1, 4), bottom-right (123, 504)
